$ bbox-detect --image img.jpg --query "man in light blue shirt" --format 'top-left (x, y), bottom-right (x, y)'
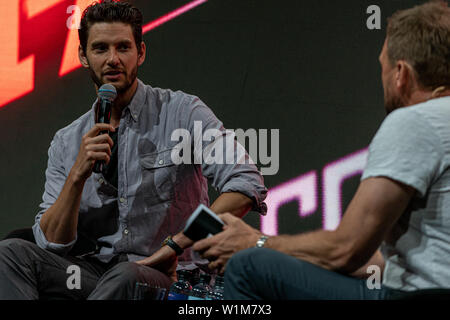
top-left (0, 1), bottom-right (266, 300)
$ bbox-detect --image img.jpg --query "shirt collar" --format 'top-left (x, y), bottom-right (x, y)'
top-left (90, 78), bottom-right (146, 123)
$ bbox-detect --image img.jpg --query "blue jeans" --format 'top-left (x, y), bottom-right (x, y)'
top-left (224, 248), bottom-right (393, 300)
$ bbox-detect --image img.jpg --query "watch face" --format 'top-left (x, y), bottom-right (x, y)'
top-left (162, 236), bottom-right (171, 247)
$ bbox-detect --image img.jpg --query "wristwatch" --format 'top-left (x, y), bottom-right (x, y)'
top-left (162, 236), bottom-right (184, 256)
top-left (256, 235), bottom-right (269, 248)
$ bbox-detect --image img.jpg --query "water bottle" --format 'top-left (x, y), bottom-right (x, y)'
top-left (189, 268), bottom-right (200, 286)
top-left (167, 270), bottom-right (192, 300)
top-left (206, 275), bottom-right (224, 300)
top-left (188, 273), bottom-right (212, 300)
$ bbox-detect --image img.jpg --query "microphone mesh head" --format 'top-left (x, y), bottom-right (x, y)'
top-left (98, 84), bottom-right (117, 101)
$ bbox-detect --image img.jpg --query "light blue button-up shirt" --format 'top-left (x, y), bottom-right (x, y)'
top-left (32, 79), bottom-right (267, 263)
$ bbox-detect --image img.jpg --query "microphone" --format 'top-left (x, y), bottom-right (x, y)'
top-left (93, 84), bottom-right (117, 173)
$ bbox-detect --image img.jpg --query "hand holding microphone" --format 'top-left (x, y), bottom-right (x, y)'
top-left (93, 84), bottom-right (117, 173)
top-left (70, 84), bottom-right (117, 184)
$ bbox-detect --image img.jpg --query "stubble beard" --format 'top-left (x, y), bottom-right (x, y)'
top-left (87, 60), bottom-right (139, 95)
top-left (383, 84), bottom-right (405, 115)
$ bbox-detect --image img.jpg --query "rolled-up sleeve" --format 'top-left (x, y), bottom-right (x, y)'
top-left (32, 133), bottom-right (77, 255)
top-left (185, 96), bottom-right (268, 214)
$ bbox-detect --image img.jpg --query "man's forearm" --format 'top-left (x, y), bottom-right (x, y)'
top-left (265, 230), bottom-right (352, 272)
top-left (137, 192), bottom-right (255, 269)
top-left (39, 171), bottom-right (84, 244)
top-left (173, 192), bottom-right (253, 249)
top-left (210, 192), bottom-right (253, 218)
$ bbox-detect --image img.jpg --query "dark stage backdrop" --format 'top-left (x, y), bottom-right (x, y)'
top-left (0, 0), bottom-right (422, 239)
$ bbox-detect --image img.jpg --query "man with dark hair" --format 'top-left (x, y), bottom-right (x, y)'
top-left (193, 1), bottom-right (450, 299)
top-left (78, 0), bottom-right (144, 56)
top-left (0, 0), bottom-right (267, 300)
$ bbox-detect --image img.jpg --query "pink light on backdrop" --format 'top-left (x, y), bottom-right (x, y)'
top-left (262, 147), bottom-right (368, 235)
top-left (261, 171), bottom-right (318, 236)
top-left (322, 148), bottom-right (368, 230)
top-left (143, 0), bottom-right (209, 33)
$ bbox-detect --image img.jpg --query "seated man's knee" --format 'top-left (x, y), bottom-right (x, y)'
top-left (112, 261), bottom-right (140, 276)
top-left (105, 262), bottom-right (143, 284)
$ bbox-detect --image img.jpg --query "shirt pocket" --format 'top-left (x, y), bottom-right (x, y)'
top-left (139, 148), bottom-right (178, 202)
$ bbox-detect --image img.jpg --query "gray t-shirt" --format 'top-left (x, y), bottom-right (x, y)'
top-left (361, 96), bottom-right (450, 291)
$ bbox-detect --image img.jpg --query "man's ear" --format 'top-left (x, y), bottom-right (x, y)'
top-left (79, 45), bottom-right (90, 68)
top-left (395, 60), bottom-right (413, 93)
top-left (137, 41), bottom-right (146, 67)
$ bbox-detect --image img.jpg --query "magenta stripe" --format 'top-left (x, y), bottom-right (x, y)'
top-left (143, 0), bottom-right (208, 33)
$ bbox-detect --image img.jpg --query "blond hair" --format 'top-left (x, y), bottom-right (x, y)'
top-left (387, 1), bottom-right (450, 89)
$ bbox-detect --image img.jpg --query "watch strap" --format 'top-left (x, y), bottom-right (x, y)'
top-left (162, 236), bottom-right (184, 256)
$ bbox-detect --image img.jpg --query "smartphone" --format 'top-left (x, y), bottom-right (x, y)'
top-left (183, 204), bottom-right (224, 241)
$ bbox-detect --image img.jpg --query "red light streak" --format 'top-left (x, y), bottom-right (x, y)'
top-left (0, 0), bottom-right (34, 108)
top-left (59, 0), bottom-right (96, 77)
top-left (26, 0), bottom-right (64, 18)
top-left (143, 0), bottom-right (208, 33)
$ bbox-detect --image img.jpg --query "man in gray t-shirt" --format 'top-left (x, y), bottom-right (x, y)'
top-left (191, 2), bottom-right (450, 299)
top-left (362, 96), bottom-right (450, 290)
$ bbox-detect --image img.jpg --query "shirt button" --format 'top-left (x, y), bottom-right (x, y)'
top-left (119, 197), bottom-right (126, 203)
top-left (158, 159), bottom-right (164, 165)
top-left (123, 229), bottom-right (129, 235)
